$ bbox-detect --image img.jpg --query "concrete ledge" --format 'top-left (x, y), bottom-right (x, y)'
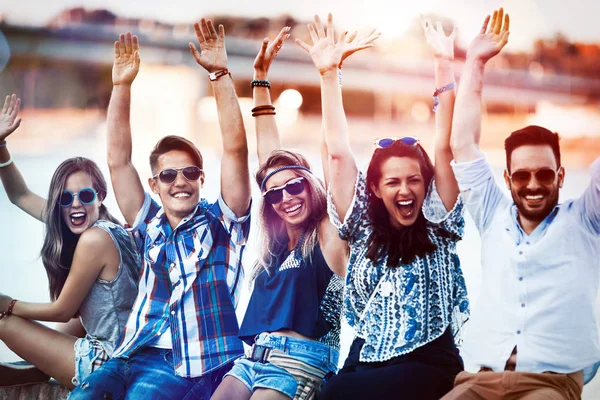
top-left (0, 381), bottom-right (69, 400)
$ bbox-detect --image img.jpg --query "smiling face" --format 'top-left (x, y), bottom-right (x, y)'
top-left (60, 171), bottom-right (102, 235)
top-left (263, 168), bottom-right (311, 229)
top-left (149, 150), bottom-right (203, 226)
top-left (370, 156), bottom-right (426, 228)
top-left (504, 144), bottom-right (564, 224)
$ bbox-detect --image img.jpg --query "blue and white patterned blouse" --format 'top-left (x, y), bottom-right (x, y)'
top-left (328, 171), bottom-right (470, 362)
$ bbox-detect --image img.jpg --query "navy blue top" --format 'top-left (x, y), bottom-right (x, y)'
top-left (239, 243), bottom-right (343, 348)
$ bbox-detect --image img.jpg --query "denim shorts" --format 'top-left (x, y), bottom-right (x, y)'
top-left (225, 333), bottom-right (339, 399)
top-left (71, 338), bottom-right (111, 386)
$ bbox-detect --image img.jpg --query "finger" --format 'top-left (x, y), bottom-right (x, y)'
top-left (501, 31), bottom-right (510, 47)
top-left (420, 14), bottom-right (428, 31)
top-left (480, 15), bottom-right (491, 34)
top-left (218, 24), bottom-right (225, 40)
top-left (200, 18), bottom-right (211, 40)
top-left (7, 94), bottom-right (16, 115)
top-left (118, 34), bottom-right (126, 57)
top-left (326, 13), bottom-right (334, 43)
top-left (125, 32), bottom-right (132, 54)
top-left (272, 26), bottom-right (289, 48)
top-left (132, 35), bottom-right (139, 53)
top-left (436, 21), bottom-right (444, 35)
top-left (449, 26), bottom-right (458, 40)
top-left (257, 37), bottom-right (269, 59)
top-left (8, 118), bottom-right (22, 134)
top-left (194, 22), bottom-right (205, 44)
top-left (360, 30), bottom-right (380, 45)
top-left (2, 95), bottom-right (9, 115)
top-left (337, 30), bottom-right (347, 44)
top-left (424, 18), bottom-right (434, 34)
top-left (314, 15), bottom-right (326, 39)
top-left (489, 10), bottom-right (498, 34)
top-left (307, 24), bottom-right (319, 45)
top-left (295, 38), bottom-right (311, 53)
top-left (113, 41), bottom-right (120, 58)
top-left (503, 13), bottom-right (510, 33)
top-left (347, 31), bottom-right (358, 43)
top-left (10, 98), bottom-right (20, 118)
top-left (189, 43), bottom-right (202, 64)
top-left (207, 20), bottom-right (218, 39)
top-left (494, 8), bottom-right (504, 34)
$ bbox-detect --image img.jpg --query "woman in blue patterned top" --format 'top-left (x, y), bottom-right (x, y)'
top-left (297, 15), bottom-right (470, 400)
top-left (0, 94), bottom-right (139, 389)
top-left (211, 26), bottom-right (378, 400)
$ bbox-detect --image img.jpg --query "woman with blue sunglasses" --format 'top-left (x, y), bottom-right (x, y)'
top-left (0, 94), bottom-right (140, 389)
top-left (297, 14), bottom-right (470, 400)
top-left (211, 24), bottom-right (379, 400)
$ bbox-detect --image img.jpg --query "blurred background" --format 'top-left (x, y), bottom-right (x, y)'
top-left (0, 0), bottom-right (599, 396)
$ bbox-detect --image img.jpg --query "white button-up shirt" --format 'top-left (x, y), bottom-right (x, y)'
top-left (452, 156), bottom-right (600, 383)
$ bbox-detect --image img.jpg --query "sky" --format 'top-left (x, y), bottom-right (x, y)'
top-left (0, 0), bottom-right (599, 51)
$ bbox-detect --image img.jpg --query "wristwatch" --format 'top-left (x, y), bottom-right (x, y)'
top-left (208, 69), bottom-right (230, 81)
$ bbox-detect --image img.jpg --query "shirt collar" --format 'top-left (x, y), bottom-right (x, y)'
top-left (507, 203), bottom-right (561, 243)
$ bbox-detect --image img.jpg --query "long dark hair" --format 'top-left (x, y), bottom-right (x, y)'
top-left (365, 142), bottom-right (437, 267)
top-left (41, 157), bottom-right (120, 301)
top-left (253, 150), bottom-right (327, 280)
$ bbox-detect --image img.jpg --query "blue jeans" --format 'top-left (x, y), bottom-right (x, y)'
top-left (69, 347), bottom-right (233, 400)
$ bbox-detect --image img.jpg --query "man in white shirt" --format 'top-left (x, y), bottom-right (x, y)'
top-left (443, 8), bottom-right (600, 400)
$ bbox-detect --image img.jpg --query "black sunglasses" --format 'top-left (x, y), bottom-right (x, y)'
top-left (263, 177), bottom-right (306, 205)
top-left (60, 187), bottom-right (97, 207)
top-left (153, 166), bottom-right (203, 184)
top-left (373, 136), bottom-right (420, 150)
top-left (509, 168), bottom-right (557, 187)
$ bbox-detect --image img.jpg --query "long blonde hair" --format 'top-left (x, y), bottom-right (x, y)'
top-left (253, 150), bottom-right (327, 280)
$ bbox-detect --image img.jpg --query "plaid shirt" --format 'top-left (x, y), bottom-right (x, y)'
top-left (112, 193), bottom-right (250, 377)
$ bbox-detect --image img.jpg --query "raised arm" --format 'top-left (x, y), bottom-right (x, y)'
top-left (421, 17), bottom-right (459, 210)
top-left (252, 27), bottom-right (290, 164)
top-left (0, 228), bottom-right (115, 322)
top-left (0, 95), bottom-right (46, 221)
top-left (107, 32), bottom-right (145, 226)
top-left (189, 19), bottom-right (251, 217)
top-left (296, 14), bottom-right (379, 221)
top-left (451, 9), bottom-right (510, 163)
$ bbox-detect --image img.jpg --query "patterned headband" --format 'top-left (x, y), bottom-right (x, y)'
top-left (260, 165), bottom-right (313, 192)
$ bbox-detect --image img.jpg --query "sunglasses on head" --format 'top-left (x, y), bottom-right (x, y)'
top-left (153, 166), bottom-right (203, 184)
top-left (509, 168), bottom-right (558, 187)
top-left (60, 187), bottom-right (97, 207)
top-left (373, 136), bottom-right (420, 150)
top-left (263, 177), bottom-right (306, 205)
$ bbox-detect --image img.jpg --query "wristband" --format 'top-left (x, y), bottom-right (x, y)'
top-left (0, 141), bottom-right (6, 148)
top-left (208, 69), bottom-right (230, 81)
top-left (6, 299), bottom-right (17, 316)
top-left (0, 154), bottom-right (13, 168)
top-left (251, 80), bottom-right (271, 89)
top-left (432, 82), bottom-right (455, 112)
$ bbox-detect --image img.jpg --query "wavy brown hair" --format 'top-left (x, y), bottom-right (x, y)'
top-left (253, 150), bottom-right (327, 280)
top-left (365, 141), bottom-right (437, 267)
top-left (41, 157), bottom-right (120, 301)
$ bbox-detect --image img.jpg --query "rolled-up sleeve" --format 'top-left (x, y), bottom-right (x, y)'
top-left (573, 157), bottom-right (600, 236)
top-left (451, 156), bottom-right (509, 234)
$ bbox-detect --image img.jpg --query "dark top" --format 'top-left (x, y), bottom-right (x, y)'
top-left (239, 243), bottom-right (344, 349)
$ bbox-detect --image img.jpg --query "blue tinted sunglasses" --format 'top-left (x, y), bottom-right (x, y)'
top-left (60, 187), bottom-right (97, 207)
top-left (373, 136), bottom-right (420, 150)
top-left (263, 177), bottom-right (305, 205)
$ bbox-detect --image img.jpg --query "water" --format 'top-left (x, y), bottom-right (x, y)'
top-left (1, 138), bottom-right (599, 398)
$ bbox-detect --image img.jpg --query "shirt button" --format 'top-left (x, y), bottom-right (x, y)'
top-left (517, 330), bottom-right (521, 335)
top-left (521, 303), bottom-right (525, 308)
top-left (170, 262), bottom-right (175, 268)
top-left (505, 228), bottom-right (510, 232)
top-left (519, 251), bottom-right (523, 255)
top-left (171, 311), bottom-right (175, 315)
top-left (519, 277), bottom-right (523, 281)
top-left (526, 242), bottom-right (530, 245)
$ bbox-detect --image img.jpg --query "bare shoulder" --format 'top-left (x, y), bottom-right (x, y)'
top-left (76, 226), bottom-right (118, 260)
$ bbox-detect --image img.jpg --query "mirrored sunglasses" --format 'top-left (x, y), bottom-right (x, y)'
top-left (263, 177), bottom-right (306, 205)
top-left (60, 188), bottom-right (97, 207)
top-left (153, 166), bottom-right (203, 184)
top-left (509, 168), bottom-right (557, 187)
top-left (373, 137), bottom-right (420, 150)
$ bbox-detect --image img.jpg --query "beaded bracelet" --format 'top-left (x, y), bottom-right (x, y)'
top-left (6, 299), bottom-right (17, 316)
top-left (432, 82), bottom-right (456, 112)
top-left (251, 80), bottom-right (271, 89)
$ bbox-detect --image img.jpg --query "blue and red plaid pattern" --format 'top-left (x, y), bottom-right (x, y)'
top-left (113, 193), bottom-right (250, 377)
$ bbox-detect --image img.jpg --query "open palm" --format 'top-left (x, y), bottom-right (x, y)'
top-left (189, 19), bottom-right (228, 73)
top-left (421, 17), bottom-right (457, 60)
top-left (0, 94), bottom-right (22, 142)
top-left (467, 8), bottom-right (510, 62)
top-left (113, 32), bottom-right (140, 86)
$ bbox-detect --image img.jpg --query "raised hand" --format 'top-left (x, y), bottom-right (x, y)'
top-left (253, 26), bottom-right (291, 80)
top-left (0, 94), bottom-right (22, 142)
top-left (189, 19), bottom-right (228, 73)
top-left (296, 13), bottom-right (379, 75)
top-left (467, 8), bottom-right (510, 62)
top-left (113, 32), bottom-right (140, 86)
top-left (421, 17), bottom-right (457, 61)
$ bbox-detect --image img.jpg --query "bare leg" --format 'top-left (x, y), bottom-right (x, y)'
top-left (250, 388), bottom-right (292, 400)
top-left (211, 376), bottom-right (252, 400)
top-left (0, 315), bottom-right (77, 389)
